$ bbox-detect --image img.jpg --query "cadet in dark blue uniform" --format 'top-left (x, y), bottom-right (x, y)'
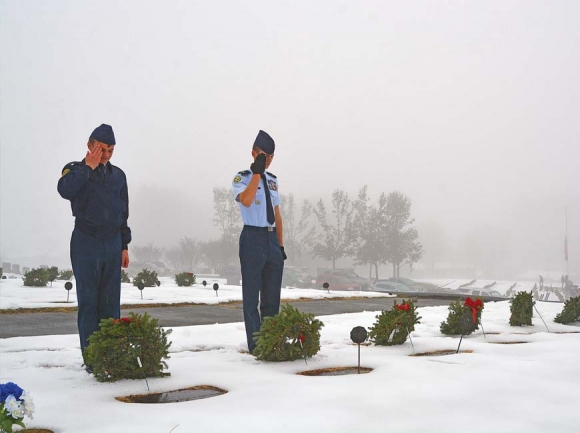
top-left (58, 124), bottom-right (131, 365)
top-left (232, 130), bottom-right (287, 353)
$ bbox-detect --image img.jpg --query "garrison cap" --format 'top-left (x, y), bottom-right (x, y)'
top-left (89, 124), bottom-right (116, 145)
top-left (254, 130), bottom-right (275, 154)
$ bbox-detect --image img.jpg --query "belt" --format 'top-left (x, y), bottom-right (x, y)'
top-left (244, 225), bottom-right (276, 232)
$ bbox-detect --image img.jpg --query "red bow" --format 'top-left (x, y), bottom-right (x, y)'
top-left (464, 297), bottom-right (483, 324)
top-left (396, 304), bottom-right (410, 311)
top-left (299, 334), bottom-right (305, 343)
top-left (113, 317), bottom-right (131, 324)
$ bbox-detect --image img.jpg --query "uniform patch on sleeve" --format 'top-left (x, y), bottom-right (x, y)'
top-left (268, 179), bottom-right (277, 191)
top-left (233, 175), bottom-right (242, 183)
top-left (61, 168), bottom-right (71, 177)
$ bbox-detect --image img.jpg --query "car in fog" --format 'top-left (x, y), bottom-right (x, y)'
top-left (456, 287), bottom-right (503, 297)
top-left (282, 267), bottom-right (313, 288)
top-left (371, 280), bottom-right (412, 293)
top-left (315, 269), bottom-right (371, 291)
top-left (387, 277), bottom-right (439, 292)
top-left (126, 261), bottom-right (173, 278)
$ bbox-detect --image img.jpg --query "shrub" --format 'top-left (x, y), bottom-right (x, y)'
top-left (554, 297), bottom-right (580, 324)
top-left (58, 269), bottom-right (73, 280)
top-left (175, 272), bottom-right (196, 287)
top-left (0, 267), bottom-right (3, 279)
top-left (22, 268), bottom-right (49, 287)
top-left (510, 291), bottom-right (534, 326)
top-left (47, 266), bottom-right (59, 285)
top-left (133, 268), bottom-right (158, 287)
top-left (121, 269), bottom-right (131, 283)
top-left (253, 304), bottom-right (324, 361)
top-left (84, 312), bottom-right (172, 382)
top-left (440, 298), bottom-right (484, 335)
top-left (368, 300), bottom-right (421, 346)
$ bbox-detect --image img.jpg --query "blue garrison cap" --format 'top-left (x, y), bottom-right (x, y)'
top-left (254, 130), bottom-right (275, 154)
top-left (89, 124), bottom-right (116, 145)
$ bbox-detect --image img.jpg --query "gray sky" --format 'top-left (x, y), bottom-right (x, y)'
top-left (1, 0), bottom-right (579, 278)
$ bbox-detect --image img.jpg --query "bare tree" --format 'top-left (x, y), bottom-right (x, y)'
top-left (132, 243), bottom-right (164, 263)
top-left (310, 189), bottom-right (355, 269)
top-left (352, 186), bottom-right (388, 279)
top-left (384, 192), bottom-right (423, 277)
top-left (213, 187), bottom-right (242, 242)
top-left (164, 236), bottom-right (203, 272)
top-left (201, 236), bottom-right (237, 274)
top-left (280, 193), bottom-right (314, 264)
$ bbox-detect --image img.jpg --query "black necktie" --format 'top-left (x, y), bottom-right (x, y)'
top-left (261, 174), bottom-right (275, 225)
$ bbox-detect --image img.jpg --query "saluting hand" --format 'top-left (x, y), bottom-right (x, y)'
top-left (85, 144), bottom-right (102, 170)
top-left (251, 153), bottom-right (266, 174)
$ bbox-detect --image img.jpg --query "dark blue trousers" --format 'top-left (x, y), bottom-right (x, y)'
top-left (239, 226), bottom-right (284, 353)
top-left (70, 228), bottom-right (122, 355)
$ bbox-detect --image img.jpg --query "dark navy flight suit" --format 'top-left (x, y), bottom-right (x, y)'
top-left (232, 169), bottom-right (284, 353)
top-left (58, 159), bottom-right (131, 353)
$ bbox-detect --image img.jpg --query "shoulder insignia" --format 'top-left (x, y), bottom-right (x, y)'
top-left (238, 170), bottom-right (251, 176)
top-left (266, 171), bottom-right (277, 178)
top-left (61, 161), bottom-right (82, 176)
top-left (233, 175), bottom-right (242, 184)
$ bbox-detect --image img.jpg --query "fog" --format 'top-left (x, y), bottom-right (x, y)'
top-left (1, 1), bottom-right (579, 280)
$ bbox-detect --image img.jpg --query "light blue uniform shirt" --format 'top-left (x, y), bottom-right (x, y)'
top-left (232, 170), bottom-right (280, 227)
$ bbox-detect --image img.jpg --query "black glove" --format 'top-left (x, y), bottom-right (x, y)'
top-left (281, 246), bottom-right (287, 260)
top-left (250, 153), bottom-right (266, 174)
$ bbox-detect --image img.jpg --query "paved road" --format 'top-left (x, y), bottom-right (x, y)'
top-left (0, 297), bottom-right (450, 338)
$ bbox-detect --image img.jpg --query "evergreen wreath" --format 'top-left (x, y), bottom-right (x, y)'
top-left (253, 304), bottom-right (324, 362)
top-left (83, 312), bottom-right (172, 382)
top-left (175, 272), bottom-right (196, 287)
top-left (440, 297), bottom-right (484, 335)
top-left (509, 291), bottom-right (534, 326)
top-left (368, 300), bottom-right (421, 346)
top-left (132, 269), bottom-right (159, 287)
top-left (554, 297), bottom-right (580, 324)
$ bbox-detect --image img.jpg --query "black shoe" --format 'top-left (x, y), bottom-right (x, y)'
top-left (84, 364), bottom-right (93, 374)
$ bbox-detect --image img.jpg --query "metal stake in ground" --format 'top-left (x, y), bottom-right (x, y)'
top-left (350, 326), bottom-right (368, 374)
top-left (323, 282), bottom-right (330, 294)
top-left (534, 304), bottom-right (550, 332)
top-left (213, 283), bottom-right (219, 297)
top-left (132, 342), bottom-right (150, 392)
top-left (65, 281), bottom-right (73, 303)
top-left (456, 312), bottom-right (473, 353)
top-left (479, 320), bottom-right (487, 339)
top-left (138, 283), bottom-right (144, 300)
top-left (405, 326), bottom-right (416, 354)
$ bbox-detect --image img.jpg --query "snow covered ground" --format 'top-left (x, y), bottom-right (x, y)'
top-left (1, 277), bottom-right (580, 432)
top-left (0, 275), bottom-right (393, 310)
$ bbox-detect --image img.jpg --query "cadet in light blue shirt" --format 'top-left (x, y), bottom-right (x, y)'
top-left (232, 130), bottom-right (286, 354)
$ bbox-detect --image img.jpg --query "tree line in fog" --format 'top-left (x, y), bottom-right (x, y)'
top-left (131, 185), bottom-right (422, 279)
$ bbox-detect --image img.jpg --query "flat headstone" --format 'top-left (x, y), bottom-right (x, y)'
top-left (116, 385), bottom-right (227, 404)
top-left (298, 366), bottom-right (373, 376)
top-left (410, 350), bottom-right (473, 357)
